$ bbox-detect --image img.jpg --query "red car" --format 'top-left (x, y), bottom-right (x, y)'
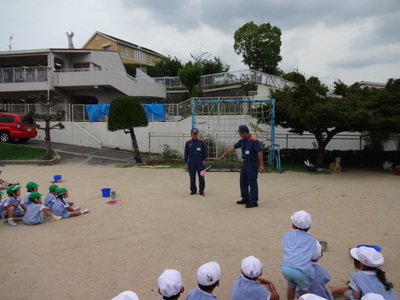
top-left (0, 112), bottom-right (37, 143)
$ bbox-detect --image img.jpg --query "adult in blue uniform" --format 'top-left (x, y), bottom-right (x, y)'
top-left (220, 125), bottom-right (265, 208)
top-left (184, 128), bottom-right (207, 195)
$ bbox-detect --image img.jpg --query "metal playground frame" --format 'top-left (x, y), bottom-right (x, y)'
top-left (190, 98), bottom-right (281, 172)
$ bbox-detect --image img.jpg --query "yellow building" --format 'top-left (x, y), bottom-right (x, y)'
top-left (83, 31), bottom-right (165, 65)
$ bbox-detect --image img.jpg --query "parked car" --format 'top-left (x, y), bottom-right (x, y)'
top-left (0, 111), bottom-right (37, 143)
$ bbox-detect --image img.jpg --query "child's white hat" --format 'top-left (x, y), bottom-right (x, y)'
top-left (197, 261), bottom-right (221, 286)
top-left (350, 246), bottom-right (384, 268)
top-left (291, 210), bottom-right (312, 229)
top-left (157, 269), bottom-right (183, 297)
top-left (312, 241), bottom-right (323, 261)
top-left (361, 293), bottom-right (385, 300)
top-left (241, 255), bottom-right (262, 279)
top-left (111, 291), bottom-right (139, 300)
top-left (299, 293), bottom-right (328, 300)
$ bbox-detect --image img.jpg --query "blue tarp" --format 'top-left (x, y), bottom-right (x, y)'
top-left (85, 104), bottom-right (110, 122)
top-left (144, 104), bottom-right (165, 122)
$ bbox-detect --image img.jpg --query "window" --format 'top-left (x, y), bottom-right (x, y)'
top-left (103, 44), bottom-right (111, 51)
top-left (135, 50), bottom-right (145, 61)
top-left (121, 47), bottom-right (130, 57)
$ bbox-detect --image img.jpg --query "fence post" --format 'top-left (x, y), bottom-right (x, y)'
top-left (148, 132), bottom-right (151, 161)
top-left (286, 134), bottom-right (289, 149)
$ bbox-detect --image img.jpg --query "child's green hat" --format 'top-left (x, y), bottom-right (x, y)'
top-left (26, 182), bottom-right (40, 189)
top-left (7, 185), bottom-right (21, 194)
top-left (29, 192), bottom-right (43, 201)
top-left (56, 188), bottom-right (68, 195)
top-left (0, 191), bottom-right (3, 195)
top-left (49, 184), bottom-right (59, 192)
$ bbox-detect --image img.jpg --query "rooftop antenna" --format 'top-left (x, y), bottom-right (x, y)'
top-left (66, 32), bottom-right (75, 49)
top-left (8, 35), bottom-right (13, 50)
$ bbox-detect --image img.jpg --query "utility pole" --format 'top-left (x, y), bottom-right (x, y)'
top-left (8, 35), bottom-right (13, 50)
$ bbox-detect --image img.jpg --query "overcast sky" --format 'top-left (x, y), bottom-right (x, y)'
top-left (1, 0), bottom-right (399, 85)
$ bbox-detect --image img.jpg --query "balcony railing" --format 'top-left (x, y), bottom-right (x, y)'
top-left (153, 69), bottom-right (298, 90)
top-left (0, 66), bottom-right (48, 84)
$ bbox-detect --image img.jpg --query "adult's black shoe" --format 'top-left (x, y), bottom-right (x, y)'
top-left (236, 199), bottom-right (249, 204)
top-left (190, 192), bottom-right (196, 195)
top-left (245, 203), bottom-right (258, 208)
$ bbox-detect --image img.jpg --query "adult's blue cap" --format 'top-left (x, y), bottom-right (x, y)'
top-left (237, 125), bottom-right (249, 132)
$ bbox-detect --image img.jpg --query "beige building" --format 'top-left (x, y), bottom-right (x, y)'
top-left (83, 31), bottom-right (165, 66)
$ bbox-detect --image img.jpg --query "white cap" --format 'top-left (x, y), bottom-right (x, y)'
top-left (197, 261), bottom-right (221, 286)
top-left (291, 210), bottom-right (312, 229)
top-left (350, 246), bottom-right (384, 268)
top-left (241, 256), bottom-right (263, 279)
top-left (361, 293), bottom-right (386, 300)
top-left (299, 293), bottom-right (328, 300)
top-left (111, 291), bottom-right (139, 300)
top-left (157, 269), bottom-right (183, 297)
top-left (312, 241), bottom-right (323, 261)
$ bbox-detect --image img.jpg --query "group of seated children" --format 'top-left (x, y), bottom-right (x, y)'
top-left (0, 181), bottom-right (89, 226)
top-left (112, 210), bottom-right (397, 300)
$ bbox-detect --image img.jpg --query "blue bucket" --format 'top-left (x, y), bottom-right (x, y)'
top-left (53, 175), bottom-right (62, 183)
top-left (101, 188), bottom-right (111, 197)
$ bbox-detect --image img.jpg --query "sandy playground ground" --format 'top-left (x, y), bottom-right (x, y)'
top-left (0, 163), bottom-right (399, 300)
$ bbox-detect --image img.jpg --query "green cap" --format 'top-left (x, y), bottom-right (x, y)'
top-left (29, 192), bottom-right (43, 201)
top-left (56, 188), bottom-right (68, 195)
top-left (49, 184), bottom-right (59, 192)
top-left (0, 191), bottom-right (3, 195)
top-left (26, 181), bottom-right (40, 189)
top-left (7, 185), bottom-right (21, 194)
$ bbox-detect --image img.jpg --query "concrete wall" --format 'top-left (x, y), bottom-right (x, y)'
top-left (36, 117), bottom-right (387, 155)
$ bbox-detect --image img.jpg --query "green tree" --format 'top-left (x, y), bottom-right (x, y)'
top-left (190, 47), bottom-right (230, 75)
top-left (233, 21), bottom-right (282, 75)
top-left (154, 56), bottom-right (182, 77)
top-left (201, 57), bottom-right (230, 75)
top-left (354, 78), bottom-right (400, 149)
top-left (178, 61), bottom-right (202, 97)
top-left (282, 72), bottom-right (306, 84)
top-left (259, 81), bottom-right (372, 166)
top-left (29, 92), bottom-right (65, 160)
top-left (107, 96), bottom-right (148, 163)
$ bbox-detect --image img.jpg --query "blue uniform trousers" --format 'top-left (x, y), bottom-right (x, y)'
top-left (188, 156), bottom-right (205, 195)
top-left (240, 160), bottom-right (259, 203)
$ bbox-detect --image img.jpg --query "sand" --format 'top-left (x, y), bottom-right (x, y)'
top-left (0, 163), bottom-right (399, 300)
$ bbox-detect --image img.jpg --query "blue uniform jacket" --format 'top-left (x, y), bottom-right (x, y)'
top-left (233, 135), bottom-right (261, 161)
top-left (184, 138), bottom-right (207, 163)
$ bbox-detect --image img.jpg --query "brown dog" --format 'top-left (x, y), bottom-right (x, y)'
top-left (330, 157), bottom-right (341, 172)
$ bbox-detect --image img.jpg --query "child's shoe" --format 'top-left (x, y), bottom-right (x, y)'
top-left (8, 219), bottom-right (17, 226)
top-left (50, 216), bottom-right (62, 222)
top-left (74, 206), bottom-right (81, 211)
top-left (80, 209), bottom-right (90, 214)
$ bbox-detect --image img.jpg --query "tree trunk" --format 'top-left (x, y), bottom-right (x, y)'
top-left (316, 144), bottom-right (326, 167)
top-left (44, 120), bottom-right (52, 160)
top-left (129, 127), bottom-right (142, 163)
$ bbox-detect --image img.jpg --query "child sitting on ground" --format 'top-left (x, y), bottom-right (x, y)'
top-left (231, 255), bottom-right (280, 300)
top-left (44, 184), bottom-right (59, 209)
top-left (23, 192), bottom-right (62, 225)
top-left (0, 185), bottom-right (26, 226)
top-left (297, 241), bottom-right (333, 300)
top-left (158, 269), bottom-right (185, 300)
top-left (328, 246), bottom-right (398, 300)
top-left (23, 181), bottom-right (40, 207)
top-left (281, 210), bottom-right (317, 300)
top-left (186, 261), bottom-right (221, 300)
top-left (51, 188), bottom-right (89, 218)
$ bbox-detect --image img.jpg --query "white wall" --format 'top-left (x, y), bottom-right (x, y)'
top-left (35, 117), bottom-right (388, 155)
